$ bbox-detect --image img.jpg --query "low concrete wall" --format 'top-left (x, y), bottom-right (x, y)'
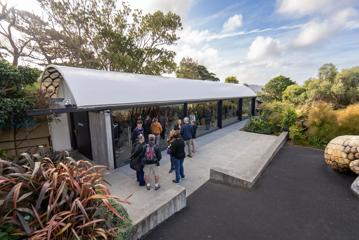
top-left (131, 188), bottom-right (186, 240)
top-left (210, 131), bottom-right (288, 188)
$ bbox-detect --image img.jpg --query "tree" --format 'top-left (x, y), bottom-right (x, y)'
top-left (1, 0), bottom-right (182, 74)
top-left (176, 57), bottom-right (219, 81)
top-left (0, 59), bottom-right (40, 129)
top-left (304, 65), bottom-right (359, 107)
top-left (0, 2), bottom-right (33, 66)
top-left (331, 66), bottom-right (359, 106)
top-left (225, 76), bottom-right (239, 84)
top-left (319, 63), bottom-right (337, 82)
top-left (282, 84), bottom-right (306, 105)
top-left (260, 75), bottom-right (295, 102)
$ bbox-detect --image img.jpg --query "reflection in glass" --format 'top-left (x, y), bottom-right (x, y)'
top-left (222, 99), bottom-right (238, 126)
top-left (188, 101), bottom-right (218, 136)
top-left (112, 104), bottom-right (184, 167)
top-left (242, 98), bottom-right (251, 119)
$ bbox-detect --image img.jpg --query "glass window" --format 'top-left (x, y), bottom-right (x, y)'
top-left (188, 101), bottom-right (218, 136)
top-left (112, 104), bottom-right (184, 167)
top-left (242, 98), bottom-right (251, 119)
top-left (222, 99), bottom-right (239, 126)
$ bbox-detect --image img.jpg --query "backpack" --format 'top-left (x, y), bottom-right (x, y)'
top-left (144, 144), bottom-right (157, 161)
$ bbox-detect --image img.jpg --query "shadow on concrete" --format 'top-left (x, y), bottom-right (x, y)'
top-left (144, 144), bottom-right (359, 240)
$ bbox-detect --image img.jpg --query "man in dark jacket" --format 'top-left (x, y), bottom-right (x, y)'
top-left (180, 117), bottom-right (194, 157)
top-left (170, 131), bottom-right (186, 183)
top-left (130, 134), bottom-right (145, 186)
top-left (131, 120), bottom-right (144, 145)
top-left (143, 134), bottom-right (162, 190)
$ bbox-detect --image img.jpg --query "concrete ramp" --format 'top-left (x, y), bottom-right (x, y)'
top-left (105, 121), bottom-right (287, 239)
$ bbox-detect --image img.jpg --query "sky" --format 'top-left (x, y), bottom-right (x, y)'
top-left (7, 0), bottom-right (359, 85)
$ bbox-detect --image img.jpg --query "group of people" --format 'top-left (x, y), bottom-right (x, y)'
top-left (130, 116), bottom-right (197, 191)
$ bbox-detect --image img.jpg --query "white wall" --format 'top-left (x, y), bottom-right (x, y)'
top-left (48, 113), bottom-right (72, 151)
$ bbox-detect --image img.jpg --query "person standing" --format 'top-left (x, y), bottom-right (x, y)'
top-left (143, 134), bottom-right (162, 190)
top-left (180, 117), bottom-right (194, 158)
top-left (143, 115), bottom-right (152, 143)
top-left (190, 119), bottom-right (197, 153)
top-left (159, 113), bottom-right (168, 140)
top-left (131, 120), bottom-right (144, 145)
top-left (170, 131), bottom-right (185, 183)
top-left (150, 117), bottom-right (163, 145)
top-left (167, 129), bottom-right (177, 173)
top-left (174, 119), bottom-right (182, 131)
top-left (130, 134), bottom-right (146, 186)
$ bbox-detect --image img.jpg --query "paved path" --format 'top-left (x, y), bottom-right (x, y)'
top-left (105, 120), bottom-right (280, 227)
top-left (145, 145), bottom-right (359, 240)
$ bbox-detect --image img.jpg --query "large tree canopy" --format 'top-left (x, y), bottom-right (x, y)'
top-left (260, 75), bottom-right (295, 102)
top-left (304, 64), bottom-right (359, 107)
top-left (0, 0), bottom-right (182, 75)
top-left (175, 57), bottom-right (219, 81)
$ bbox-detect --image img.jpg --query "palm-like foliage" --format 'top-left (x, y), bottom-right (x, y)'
top-left (0, 150), bottom-right (129, 239)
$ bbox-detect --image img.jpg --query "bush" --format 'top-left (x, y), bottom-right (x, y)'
top-left (259, 101), bottom-right (297, 132)
top-left (0, 151), bottom-right (131, 239)
top-left (95, 199), bottom-right (133, 240)
top-left (336, 103), bottom-right (359, 135)
top-left (280, 108), bottom-right (297, 130)
top-left (289, 125), bottom-right (306, 145)
top-left (307, 101), bottom-right (338, 148)
top-left (243, 117), bottom-right (274, 135)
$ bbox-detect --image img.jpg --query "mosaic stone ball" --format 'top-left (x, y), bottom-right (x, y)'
top-left (324, 135), bottom-right (359, 172)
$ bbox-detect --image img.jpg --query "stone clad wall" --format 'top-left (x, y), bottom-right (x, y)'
top-left (325, 135), bottom-right (359, 172)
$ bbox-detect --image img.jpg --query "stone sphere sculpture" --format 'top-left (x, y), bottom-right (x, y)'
top-left (349, 160), bottom-right (359, 175)
top-left (324, 135), bottom-right (359, 172)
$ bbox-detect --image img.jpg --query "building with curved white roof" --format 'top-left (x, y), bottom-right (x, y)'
top-left (34, 65), bottom-right (256, 169)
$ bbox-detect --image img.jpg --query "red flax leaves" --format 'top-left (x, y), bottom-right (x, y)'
top-left (0, 153), bottom-right (128, 239)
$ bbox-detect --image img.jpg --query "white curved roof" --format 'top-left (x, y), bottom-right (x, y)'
top-left (40, 65), bottom-right (256, 109)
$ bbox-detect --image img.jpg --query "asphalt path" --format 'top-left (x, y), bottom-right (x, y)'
top-left (145, 144), bottom-right (359, 240)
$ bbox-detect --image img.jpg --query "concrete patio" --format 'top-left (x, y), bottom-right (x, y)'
top-left (105, 120), bottom-right (286, 239)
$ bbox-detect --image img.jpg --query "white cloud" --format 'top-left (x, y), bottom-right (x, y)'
top-left (293, 20), bottom-right (332, 47)
top-left (247, 36), bottom-right (282, 60)
top-left (129, 0), bottom-right (195, 19)
top-left (277, 0), bottom-right (355, 17)
top-left (174, 43), bottom-right (219, 67)
top-left (294, 7), bottom-right (359, 47)
top-left (222, 14), bottom-right (243, 33)
top-left (179, 27), bottom-right (212, 45)
top-left (277, 0), bottom-right (333, 17)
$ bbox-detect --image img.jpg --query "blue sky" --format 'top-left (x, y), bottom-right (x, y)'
top-left (10, 0), bottom-right (359, 85)
top-left (131, 0), bottom-right (359, 84)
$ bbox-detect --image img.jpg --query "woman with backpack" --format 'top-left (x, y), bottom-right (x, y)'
top-left (130, 134), bottom-right (146, 186)
top-left (143, 134), bottom-right (162, 190)
top-left (170, 131), bottom-right (186, 183)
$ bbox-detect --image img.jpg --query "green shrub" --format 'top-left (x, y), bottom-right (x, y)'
top-left (243, 117), bottom-right (274, 135)
top-left (281, 108), bottom-right (297, 130)
top-left (95, 199), bottom-right (132, 240)
top-left (289, 125), bottom-right (307, 145)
